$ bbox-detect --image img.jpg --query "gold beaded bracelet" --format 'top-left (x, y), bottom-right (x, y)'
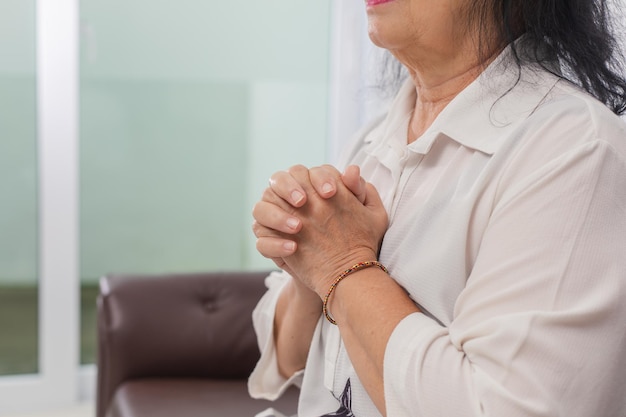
top-left (322, 261), bottom-right (389, 325)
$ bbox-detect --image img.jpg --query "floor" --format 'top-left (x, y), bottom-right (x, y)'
top-left (1, 403), bottom-right (93, 417)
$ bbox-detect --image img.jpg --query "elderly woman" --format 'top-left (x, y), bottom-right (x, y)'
top-left (249, 0), bottom-right (626, 416)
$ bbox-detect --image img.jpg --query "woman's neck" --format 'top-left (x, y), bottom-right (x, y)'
top-left (398, 47), bottom-right (500, 143)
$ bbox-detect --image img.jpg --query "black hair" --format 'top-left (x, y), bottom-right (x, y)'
top-left (488, 0), bottom-right (626, 114)
top-left (380, 0), bottom-right (626, 115)
top-left (474, 0), bottom-right (626, 114)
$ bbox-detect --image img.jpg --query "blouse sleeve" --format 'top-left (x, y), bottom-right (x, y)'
top-left (383, 140), bottom-right (626, 417)
top-left (248, 270), bottom-right (304, 400)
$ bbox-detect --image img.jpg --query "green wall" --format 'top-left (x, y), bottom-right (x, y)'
top-left (0, 0), bottom-right (331, 284)
top-left (0, 0), bottom-right (37, 285)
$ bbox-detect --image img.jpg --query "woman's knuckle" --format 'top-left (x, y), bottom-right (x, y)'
top-left (251, 221), bottom-right (263, 236)
top-left (252, 202), bottom-right (262, 217)
top-left (262, 187), bottom-right (275, 201)
top-left (288, 164), bottom-right (308, 175)
top-left (255, 239), bottom-right (268, 256)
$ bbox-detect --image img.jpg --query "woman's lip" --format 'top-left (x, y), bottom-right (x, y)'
top-left (366, 0), bottom-right (394, 6)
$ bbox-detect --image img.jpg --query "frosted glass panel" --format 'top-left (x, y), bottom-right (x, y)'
top-left (0, 0), bottom-right (38, 375)
top-left (80, 80), bottom-right (250, 275)
top-left (80, 1), bottom-right (331, 363)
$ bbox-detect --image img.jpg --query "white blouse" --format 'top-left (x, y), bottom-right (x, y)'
top-left (248, 47), bottom-right (626, 417)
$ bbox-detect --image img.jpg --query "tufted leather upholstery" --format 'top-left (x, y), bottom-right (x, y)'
top-left (97, 271), bottom-right (299, 417)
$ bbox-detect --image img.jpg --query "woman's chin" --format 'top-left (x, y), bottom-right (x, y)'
top-left (367, 24), bottom-right (401, 50)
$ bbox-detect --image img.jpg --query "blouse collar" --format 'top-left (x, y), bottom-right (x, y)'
top-left (365, 44), bottom-right (562, 156)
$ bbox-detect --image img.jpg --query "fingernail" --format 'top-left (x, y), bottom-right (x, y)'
top-left (322, 182), bottom-right (334, 194)
top-left (286, 217), bottom-right (299, 230)
top-left (291, 190), bottom-right (304, 204)
top-left (283, 241), bottom-right (296, 252)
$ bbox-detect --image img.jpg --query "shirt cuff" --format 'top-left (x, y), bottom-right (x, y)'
top-left (248, 271), bottom-right (304, 400)
top-left (383, 312), bottom-right (458, 417)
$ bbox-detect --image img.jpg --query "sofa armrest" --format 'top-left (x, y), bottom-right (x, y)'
top-left (96, 270), bottom-right (272, 417)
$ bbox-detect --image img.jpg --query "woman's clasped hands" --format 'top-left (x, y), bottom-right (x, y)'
top-left (252, 164), bottom-right (388, 298)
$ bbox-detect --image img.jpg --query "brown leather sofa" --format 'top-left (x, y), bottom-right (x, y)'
top-left (96, 270), bottom-right (299, 417)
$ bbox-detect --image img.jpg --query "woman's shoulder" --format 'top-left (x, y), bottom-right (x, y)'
top-left (541, 80), bottom-right (625, 145)
top-left (518, 79), bottom-right (626, 159)
top-left (491, 79), bottom-right (626, 191)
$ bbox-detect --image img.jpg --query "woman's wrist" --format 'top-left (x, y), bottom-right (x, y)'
top-left (313, 249), bottom-right (379, 297)
top-left (287, 275), bottom-right (323, 311)
top-left (322, 261), bottom-right (389, 325)
top-left (330, 267), bottom-right (419, 329)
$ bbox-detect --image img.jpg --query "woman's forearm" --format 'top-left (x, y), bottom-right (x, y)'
top-left (329, 268), bottom-right (420, 416)
top-left (274, 277), bottom-right (323, 378)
